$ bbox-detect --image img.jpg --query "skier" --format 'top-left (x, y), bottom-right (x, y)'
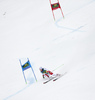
top-left (39, 67), bottom-right (60, 79)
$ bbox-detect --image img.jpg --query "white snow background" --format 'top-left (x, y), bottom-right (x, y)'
top-left (0, 0), bottom-right (95, 100)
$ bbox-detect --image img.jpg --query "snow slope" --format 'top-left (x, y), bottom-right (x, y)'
top-left (0, 0), bottom-right (95, 100)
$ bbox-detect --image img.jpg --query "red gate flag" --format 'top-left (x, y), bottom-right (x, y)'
top-left (51, 3), bottom-right (61, 10)
top-left (49, 0), bottom-right (64, 20)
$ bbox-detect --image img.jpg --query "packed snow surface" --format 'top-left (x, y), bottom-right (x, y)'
top-left (0, 0), bottom-right (95, 100)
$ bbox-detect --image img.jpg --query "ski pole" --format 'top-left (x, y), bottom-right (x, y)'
top-left (52, 64), bottom-right (64, 72)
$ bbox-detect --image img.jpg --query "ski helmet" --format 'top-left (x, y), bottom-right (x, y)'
top-left (39, 67), bottom-right (42, 70)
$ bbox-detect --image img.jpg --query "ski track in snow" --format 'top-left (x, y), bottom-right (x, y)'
top-left (3, 84), bottom-right (31, 100)
top-left (55, 0), bottom-right (95, 35)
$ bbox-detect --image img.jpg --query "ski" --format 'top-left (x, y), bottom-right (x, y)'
top-left (53, 72), bottom-right (67, 81)
top-left (43, 72), bottom-right (67, 84)
top-left (43, 77), bottom-right (55, 84)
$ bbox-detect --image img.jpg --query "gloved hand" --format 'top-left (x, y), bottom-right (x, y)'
top-left (46, 71), bottom-right (49, 75)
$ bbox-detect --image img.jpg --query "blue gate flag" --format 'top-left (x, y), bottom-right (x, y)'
top-left (22, 60), bottom-right (31, 71)
top-left (19, 58), bottom-right (37, 84)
